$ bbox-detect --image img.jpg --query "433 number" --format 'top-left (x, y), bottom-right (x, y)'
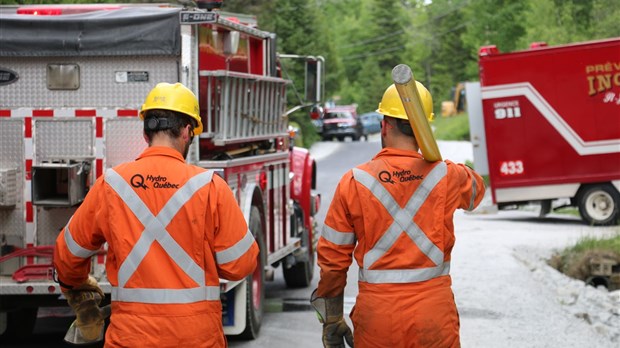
top-left (499, 160), bottom-right (524, 176)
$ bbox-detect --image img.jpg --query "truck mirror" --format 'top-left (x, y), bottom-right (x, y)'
top-left (309, 105), bottom-right (323, 120)
top-left (305, 57), bottom-right (324, 104)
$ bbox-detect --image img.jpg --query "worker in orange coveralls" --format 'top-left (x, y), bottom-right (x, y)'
top-left (311, 82), bottom-right (485, 348)
top-left (54, 82), bottom-right (259, 347)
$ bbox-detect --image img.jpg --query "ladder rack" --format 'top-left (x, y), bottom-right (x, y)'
top-left (199, 70), bottom-right (290, 145)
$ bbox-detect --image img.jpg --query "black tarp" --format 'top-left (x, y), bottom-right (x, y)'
top-left (0, 7), bottom-right (181, 57)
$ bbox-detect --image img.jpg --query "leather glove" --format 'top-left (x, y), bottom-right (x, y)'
top-left (323, 319), bottom-right (354, 348)
top-left (310, 289), bottom-right (354, 348)
top-left (62, 276), bottom-right (107, 342)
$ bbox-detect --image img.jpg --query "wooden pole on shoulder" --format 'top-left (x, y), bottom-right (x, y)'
top-left (391, 64), bottom-right (442, 162)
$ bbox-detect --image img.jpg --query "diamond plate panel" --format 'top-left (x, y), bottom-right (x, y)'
top-left (0, 119), bottom-right (24, 173)
top-left (105, 119), bottom-right (147, 169)
top-left (0, 56), bottom-right (179, 108)
top-left (0, 119), bottom-right (25, 275)
top-left (34, 119), bottom-right (94, 162)
top-left (0, 169), bottom-right (17, 207)
top-left (35, 207), bottom-right (76, 246)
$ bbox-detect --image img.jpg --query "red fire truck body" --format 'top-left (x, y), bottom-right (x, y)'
top-left (0, 3), bottom-right (321, 339)
top-left (467, 38), bottom-right (620, 225)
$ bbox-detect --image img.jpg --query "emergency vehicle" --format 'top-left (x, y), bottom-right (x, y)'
top-left (0, 1), bottom-right (323, 340)
top-left (466, 38), bottom-right (620, 225)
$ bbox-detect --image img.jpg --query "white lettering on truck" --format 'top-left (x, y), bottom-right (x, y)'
top-left (493, 100), bottom-right (521, 119)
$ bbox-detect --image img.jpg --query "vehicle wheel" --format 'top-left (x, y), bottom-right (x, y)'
top-left (539, 200), bottom-right (551, 217)
top-left (0, 307), bottom-right (38, 342)
top-left (238, 206), bottom-right (265, 339)
top-left (577, 184), bottom-right (620, 226)
top-left (337, 136), bottom-right (345, 142)
top-left (352, 133), bottom-right (360, 141)
top-left (283, 204), bottom-right (314, 288)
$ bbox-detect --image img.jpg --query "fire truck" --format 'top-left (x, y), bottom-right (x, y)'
top-left (466, 38), bottom-right (620, 225)
top-left (0, 1), bottom-right (323, 340)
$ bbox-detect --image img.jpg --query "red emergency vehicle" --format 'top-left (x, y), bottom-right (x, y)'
top-left (0, 1), bottom-right (322, 340)
top-left (467, 38), bottom-right (620, 225)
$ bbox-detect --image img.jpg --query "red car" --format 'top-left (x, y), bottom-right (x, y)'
top-left (321, 105), bottom-right (364, 141)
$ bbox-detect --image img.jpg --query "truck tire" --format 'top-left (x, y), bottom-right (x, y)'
top-left (577, 184), bottom-right (620, 226)
top-left (283, 204), bottom-right (315, 288)
top-left (0, 307), bottom-right (38, 342)
top-left (239, 206), bottom-right (265, 339)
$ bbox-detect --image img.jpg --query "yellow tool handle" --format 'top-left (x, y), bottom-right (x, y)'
top-left (391, 64), bottom-right (442, 162)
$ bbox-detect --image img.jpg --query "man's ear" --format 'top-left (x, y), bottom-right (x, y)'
top-left (381, 120), bottom-right (388, 137)
top-left (183, 124), bottom-right (192, 141)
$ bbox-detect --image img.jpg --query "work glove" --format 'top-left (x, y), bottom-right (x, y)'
top-left (62, 276), bottom-right (108, 342)
top-left (310, 289), bottom-right (354, 348)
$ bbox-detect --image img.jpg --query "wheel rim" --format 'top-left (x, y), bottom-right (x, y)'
top-left (251, 255), bottom-right (262, 310)
top-left (585, 190), bottom-right (614, 221)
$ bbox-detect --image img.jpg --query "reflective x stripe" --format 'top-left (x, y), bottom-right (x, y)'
top-left (105, 168), bottom-right (214, 304)
top-left (64, 217), bottom-right (99, 259)
top-left (359, 262), bottom-right (450, 284)
top-left (353, 162), bottom-right (448, 284)
top-left (321, 224), bottom-right (356, 245)
top-left (216, 229), bottom-right (255, 264)
top-left (111, 285), bottom-right (221, 303)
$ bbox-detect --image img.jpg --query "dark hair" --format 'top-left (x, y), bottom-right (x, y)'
top-left (385, 116), bottom-right (414, 137)
top-left (143, 109), bottom-right (196, 141)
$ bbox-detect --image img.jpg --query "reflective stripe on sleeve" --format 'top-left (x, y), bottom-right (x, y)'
top-left (468, 168), bottom-right (477, 211)
top-left (111, 285), bottom-right (221, 304)
top-left (321, 224), bottom-right (356, 245)
top-left (216, 229), bottom-right (255, 265)
top-left (359, 261), bottom-right (450, 284)
top-left (64, 219), bottom-right (99, 259)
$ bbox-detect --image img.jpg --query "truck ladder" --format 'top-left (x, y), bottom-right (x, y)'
top-left (199, 70), bottom-right (290, 145)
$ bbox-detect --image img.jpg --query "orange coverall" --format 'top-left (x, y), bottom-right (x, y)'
top-left (317, 147), bottom-right (485, 348)
top-left (54, 146), bottom-right (259, 347)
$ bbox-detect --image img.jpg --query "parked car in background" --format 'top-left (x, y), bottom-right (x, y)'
top-left (321, 105), bottom-right (363, 141)
top-left (312, 118), bottom-right (323, 137)
top-left (359, 111), bottom-right (383, 138)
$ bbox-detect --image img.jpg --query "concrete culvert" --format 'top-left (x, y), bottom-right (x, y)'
top-left (586, 276), bottom-right (610, 289)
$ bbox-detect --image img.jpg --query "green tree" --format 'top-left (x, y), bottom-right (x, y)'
top-left (335, 0), bottom-right (409, 112)
top-left (461, 0), bottom-right (527, 78)
top-left (590, 0), bottom-right (620, 38)
top-left (417, 0), bottom-right (471, 111)
top-left (265, 0), bottom-right (339, 146)
top-left (520, 0), bottom-right (620, 46)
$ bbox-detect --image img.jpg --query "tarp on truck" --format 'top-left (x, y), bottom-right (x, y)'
top-left (0, 7), bottom-right (181, 57)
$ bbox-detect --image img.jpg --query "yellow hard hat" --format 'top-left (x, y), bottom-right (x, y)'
top-left (376, 82), bottom-right (434, 122)
top-left (140, 82), bottom-right (203, 134)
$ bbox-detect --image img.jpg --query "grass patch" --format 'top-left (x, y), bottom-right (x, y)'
top-left (554, 206), bottom-right (580, 218)
top-left (548, 233), bottom-right (620, 286)
top-left (561, 234), bottom-right (620, 255)
top-left (432, 113), bottom-right (470, 141)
